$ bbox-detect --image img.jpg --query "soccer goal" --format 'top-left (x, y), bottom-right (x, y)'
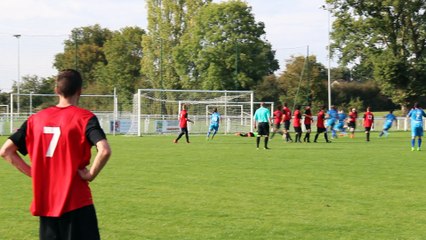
top-left (127, 89), bottom-right (256, 136)
top-left (0, 105), bottom-right (9, 135)
top-left (8, 92), bottom-right (118, 135)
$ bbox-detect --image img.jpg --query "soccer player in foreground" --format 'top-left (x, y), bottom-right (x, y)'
top-left (0, 69), bottom-right (112, 240)
top-left (407, 103), bottom-right (426, 151)
top-left (207, 107), bottom-right (220, 140)
top-left (253, 102), bottom-right (272, 149)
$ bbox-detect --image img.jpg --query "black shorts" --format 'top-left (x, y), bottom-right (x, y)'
top-left (348, 122), bottom-right (356, 128)
top-left (180, 127), bottom-right (188, 134)
top-left (304, 124), bottom-right (311, 130)
top-left (294, 126), bottom-right (302, 133)
top-left (317, 127), bottom-right (326, 133)
top-left (257, 122), bottom-right (270, 136)
top-left (40, 205), bottom-right (100, 240)
top-left (284, 121), bottom-right (290, 130)
top-left (365, 127), bottom-right (372, 132)
top-left (273, 123), bottom-right (281, 129)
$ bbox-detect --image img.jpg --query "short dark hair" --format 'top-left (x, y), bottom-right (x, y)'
top-left (56, 69), bottom-right (82, 98)
top-left (414, 102), bottom-right (420, 108)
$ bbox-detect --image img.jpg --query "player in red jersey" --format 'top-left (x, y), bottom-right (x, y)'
top-left (174, 104), bottom-right (194, 143)
top-left (293, 105), bottom-right (303, 143)
top-left (0, 69), bottom-right (112, 240)
top-left (348, 108), bottom-right (358, 138)
top-left (314, 105), bottom-right (331, 143)
top-left (303, 106), bottom-right (313, 142)
top-left (270, 105), bottom-right (283, 139)
top-left (363, 106), bottom-right (374, 142)
top-left (282, 103), bottom-right (293, 142)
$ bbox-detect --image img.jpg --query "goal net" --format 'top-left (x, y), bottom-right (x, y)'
top-left (128, 89), bottom-right (256, 136)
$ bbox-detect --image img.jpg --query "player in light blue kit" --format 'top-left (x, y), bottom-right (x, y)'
top-left (379, 110), bottom-right (397, 137)
top-left (335, 109), bottom-right (347, 136)
top-left (207, 108), bottom-right (221, 140)
top-left (326, 105), bottom-right (338, 139)
top-left (407, 103), bottom-right (426, 151)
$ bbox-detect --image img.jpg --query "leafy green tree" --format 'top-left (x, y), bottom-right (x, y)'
top-left (277, 55), bottom-right (327, 108)
top-left (175, 0), bottom-right (279, 90)
top-left (54, 24), bottom-right (113, 86)
top-left (11, 75), bottom-right (56, 112)
top-left (142, 0), bottom-right (211, 89)
top-left (0, 91), bottom-right (10, 107)
top-left (254, 74), bottom-right (281, 104)
top-left (95, 27), bottom-right (145, 108)
top-left (328, 0), bottom-right (426, 111)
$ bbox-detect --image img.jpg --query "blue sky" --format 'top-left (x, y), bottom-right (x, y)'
top-left (0, 0), bottom-right (333, 92)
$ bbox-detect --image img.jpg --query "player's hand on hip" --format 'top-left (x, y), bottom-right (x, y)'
top-left (78, 168), bottom-right (93, 181)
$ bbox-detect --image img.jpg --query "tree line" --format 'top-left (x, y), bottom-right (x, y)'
top-left (1, 0), bottom-right (425, 115)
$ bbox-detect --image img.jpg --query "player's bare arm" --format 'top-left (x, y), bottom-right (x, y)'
top-left (0, 139), bottom-right (31, 177)
top-left (78, 139), bottom-right (111, 182)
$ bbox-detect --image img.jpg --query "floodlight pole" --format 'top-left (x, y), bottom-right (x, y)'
top-left (13, 34), bottom-right (21, 115)
top-left (327, 7), bottom-right (332, 110)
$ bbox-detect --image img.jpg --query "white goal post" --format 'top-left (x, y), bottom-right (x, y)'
top-left (130, 89), bottom-right (257, 136)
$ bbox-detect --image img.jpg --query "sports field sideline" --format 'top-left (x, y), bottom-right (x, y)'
top-left (1, 132), bottom-right (426, 239)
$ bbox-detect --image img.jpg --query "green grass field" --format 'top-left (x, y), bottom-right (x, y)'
top-left (1, 131), bottom-right (426, 239)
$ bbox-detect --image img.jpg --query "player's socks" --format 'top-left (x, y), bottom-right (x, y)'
top-left (325, 133), bottom-right (331, 142)
top-left (256, 137), bottom-right (260, 148)
top-left (314, 134), bottom-right (319, 142)
top-left (332, 130), bottom-right (337, 138)
top-left (411, 139), bottom-right (415, 148)
top-left (366, 133), bottom-right (370, 141)
top-left (264, 137), bottom-right (269, 149)
top-left (418, 138), bottom-right (422, 149)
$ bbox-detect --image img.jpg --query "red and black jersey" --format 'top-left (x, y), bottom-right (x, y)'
top-left (282, 107), bottom-right (292, 121)
top-left (179, 109), bottom-right (189, 128)
top-left (293, 109), bottom-right (302, 127)
top-left (349, 111), bottom-right (358, 123)
top-left (317, 110), bottom-right (325, 128)
top-left (363, 111), bottom-right (374, 127)
top-left (273, 110), bottom-right (283, 124)
top-left (304, 110), bottom-right (313, 125)
top-left (10, 106), bottom-right (105, 217)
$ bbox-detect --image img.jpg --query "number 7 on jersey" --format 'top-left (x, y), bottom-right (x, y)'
top-left (43, 127), bottom-right (61, 157)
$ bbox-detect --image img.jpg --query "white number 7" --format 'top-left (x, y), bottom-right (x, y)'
top-left (43, 127), bottom-right (61, 157)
